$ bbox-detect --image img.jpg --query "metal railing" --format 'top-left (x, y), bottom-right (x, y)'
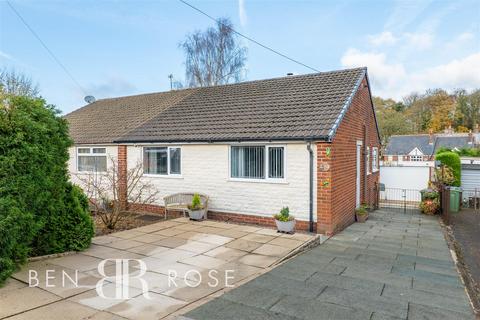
top-left (379, 188), bottom-right (421, 214)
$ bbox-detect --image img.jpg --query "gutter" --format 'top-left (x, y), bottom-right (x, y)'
top-left (114, 135), bottom-right (330, 145)
top-left (306, 141), bottom-right (314, 232)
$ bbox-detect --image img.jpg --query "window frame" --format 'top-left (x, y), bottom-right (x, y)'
top-left (229, 144), bottom-right (287, 183)
top-left (366, 146), bottom-right (371, 175)
top-left (76, 146), bottom-right (108, 173)
top-left (372, 147), bottom-right (379, 172)
top-left (410, 155), bottom-right (423, 162)
top-left (142, 146), bottom-right (182, 177)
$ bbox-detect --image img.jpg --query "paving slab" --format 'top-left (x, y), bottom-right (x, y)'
top-left (0, 217), bottom-right (314, 320)
top-left (185, 209), bottom-right (475, 320)
top-left (106, 292), bottom-right (187, 320)
top-left (6, 300), bottom-right (97, 320)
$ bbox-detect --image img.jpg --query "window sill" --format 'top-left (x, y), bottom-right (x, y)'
top-left (142, 174), bottom-right (183, 179)
top-left (75, 171), bottom-right (107, 174)
top-left (228, 178), bottom-right (288, 185)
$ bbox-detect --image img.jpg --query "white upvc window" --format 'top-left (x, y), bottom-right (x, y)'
top-left (77, 147), bottom-right (107, 172)
top-left (366, 146), bottom-right (371, 174)
top-left (372, 147), bottom-right (379, 172)
top-left (143, 146), bottom-right (181, 176)
top-left (410, 155), bottom-right (423, 162)
top-left (230, 145), bottom-right (285, 181)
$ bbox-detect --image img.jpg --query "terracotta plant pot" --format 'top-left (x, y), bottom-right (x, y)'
top-left (188, 208), bottom-right (206, 221)
top-left (275, 219), bottom-right (296, 233)
top-left (356, 213), bottom-right (368, 223)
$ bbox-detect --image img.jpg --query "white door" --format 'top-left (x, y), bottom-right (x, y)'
top-left (356, 141), bottom-right (363, 208)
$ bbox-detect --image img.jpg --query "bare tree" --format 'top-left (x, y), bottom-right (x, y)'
top-left (75, 157), bottom-right (159, 230)
top-left (180, 18), bottom-right (247, 87)
top-left (0, 68), bottom-right (39, 97)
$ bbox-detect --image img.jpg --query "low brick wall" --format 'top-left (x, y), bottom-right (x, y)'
top-left (126, 202), bottom-right (315, 232)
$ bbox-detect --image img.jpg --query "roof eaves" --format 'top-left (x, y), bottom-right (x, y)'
top-left (114, 135), bottom-right (330, 144)
top-left (327, 68), bottom-right (366, 141)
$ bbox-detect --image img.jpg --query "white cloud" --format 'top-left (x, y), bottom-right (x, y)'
top-left (403, 32), bottom-right (434, 50)
top-left (368, 31), bottom-right (397, 46)
top-left (341, 48), bottom-right (406, 94)
top-left (0, 51), bottom-right (12, 61)
top-left (458, 32), bottom-right (475, 42)
top-left (341, 49), bottom-right (480, 99)
top-left (238, 0), bottom-right (247, 28)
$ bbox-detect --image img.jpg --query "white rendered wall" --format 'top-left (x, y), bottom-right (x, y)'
top-left (68, 143), bottom-right (316, 221)
top-left (380, 165), bottom-right (430, 190)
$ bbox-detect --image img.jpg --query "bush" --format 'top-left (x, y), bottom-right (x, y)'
top-left (436, 147), bottom-right (480, 158)
top-left (0, 94), bottom-right (94, 285)
top-left (420, 198), bottom-right (440, 215)
top-left (435, 151), bottom-right (461, 186)
top-left (188, 193), bottom-right (204, 210)
top-left (355, 204), bottom-right (369, 215)
top-left (31, 183), bottom-right (94, 255)
top-left (274, 206), bottom-right (294, 222)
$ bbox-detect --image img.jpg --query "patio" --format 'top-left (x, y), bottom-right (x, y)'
top-left (0, 217), bottom-right (315, 320)
top-left (185, 209), bottom-right (475, 320)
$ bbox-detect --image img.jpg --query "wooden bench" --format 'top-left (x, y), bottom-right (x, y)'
top-left (163, 193), bottom-right (209, 220)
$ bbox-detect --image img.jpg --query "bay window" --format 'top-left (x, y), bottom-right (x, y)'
top-left (143, 147), bottom-right (181, 175)
top-left (77, 147), bottom-right (107, 172)
top-left (230, 145), bottom-right (285, 180)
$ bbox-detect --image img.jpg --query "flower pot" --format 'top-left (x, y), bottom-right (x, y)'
top-left (275, 219), bottom-right (296, 233)
top-left (356, 213), bottom-right (368, 223)
top-left (188, 208), bottom-right (206, 221)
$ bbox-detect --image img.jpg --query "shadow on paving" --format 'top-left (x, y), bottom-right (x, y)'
top-left (449, 208), bottom-right (480, 313)
top-left (184, 209), bottom-right (475, 320)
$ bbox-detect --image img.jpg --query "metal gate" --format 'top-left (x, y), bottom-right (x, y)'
top-left (379, 188), bottom-right (421, 214)
top-left (461, 188), bottom-right (480, 213)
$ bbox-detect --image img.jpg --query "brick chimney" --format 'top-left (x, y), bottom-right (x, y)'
top-left (428, 129), bottom-right (434, 145)
top-left (468, 130), bottom-right (473, 145)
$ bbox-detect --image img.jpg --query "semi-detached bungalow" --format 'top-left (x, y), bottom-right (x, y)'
top-left (65, 67), bottom-right (380, 235)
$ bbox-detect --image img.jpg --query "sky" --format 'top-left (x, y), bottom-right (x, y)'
top-left (1, 0), bottom-right (479, 114)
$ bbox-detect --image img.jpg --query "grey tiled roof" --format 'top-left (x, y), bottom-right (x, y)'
top-left (433, 136), bottom-right (470, 153)
top-left (65, 68), bottom-right (367, 144)
top-left (385, 134), bottom-right (473, 155)
top-left (385, 135), bottom-right (434, 155)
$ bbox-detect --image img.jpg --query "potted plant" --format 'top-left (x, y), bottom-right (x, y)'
top-left (355, 204), bottom-right (369, 223)
top-left (419, 190), bottom-right (439, 215)
top-left (188, 193), bottom-right (206, 221)
top-left (273, 207), bottom-right (296, 234)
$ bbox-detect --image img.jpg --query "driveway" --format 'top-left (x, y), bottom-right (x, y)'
top-left (185, 209), bottom-right (475, 320)
top-left (0, 217), bottom-right (315, 320)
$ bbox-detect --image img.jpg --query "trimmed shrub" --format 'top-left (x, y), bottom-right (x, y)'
top-left (435, 151), bottom-right (461, 187)
top-left (32, 183), bottom-right (94, 255)
top-left (0, 94), bottom-right (94, 285)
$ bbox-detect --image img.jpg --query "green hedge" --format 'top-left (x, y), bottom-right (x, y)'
top-left (435, 151), bottom-right (461, 187)
top-left (0, 94), bottom-right (94, 285)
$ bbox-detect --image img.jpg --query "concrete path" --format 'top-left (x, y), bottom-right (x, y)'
top-left (0, 217), bottom-right (314, 320)
top-left (185, 209), bottom-right (475, 320)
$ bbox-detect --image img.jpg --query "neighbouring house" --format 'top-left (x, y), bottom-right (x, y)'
top-left (65, 67), bottom-right (380, 235)
top-left (381, 129), bottom-right (480, 191)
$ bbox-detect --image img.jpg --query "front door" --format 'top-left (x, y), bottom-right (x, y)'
top-left (356, 141), bottom-right (363, 208)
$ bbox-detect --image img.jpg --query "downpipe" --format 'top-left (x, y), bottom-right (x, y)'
top-left (307, 141), bottom-right (314, 233)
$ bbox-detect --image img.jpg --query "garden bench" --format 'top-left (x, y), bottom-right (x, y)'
top-left (163, 193), bottom-right (209, 220)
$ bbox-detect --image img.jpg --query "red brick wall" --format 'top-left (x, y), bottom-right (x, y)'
top-left (316, 76), bottom-right (380, 235)
top-left (118, 145), bottom-right (128, 210)
top-left (126, 202), bottom-right (314, 232)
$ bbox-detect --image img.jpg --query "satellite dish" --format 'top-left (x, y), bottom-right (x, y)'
top-left (84, 95), bottom-right (96, 104)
